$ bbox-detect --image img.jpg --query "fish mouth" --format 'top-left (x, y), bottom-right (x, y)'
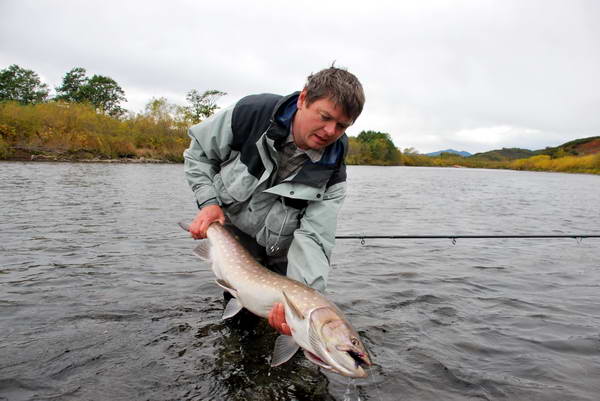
top-left (347, 349), bottom-right (371, 369)
top-left (304, 348), bottom-right (371, 378)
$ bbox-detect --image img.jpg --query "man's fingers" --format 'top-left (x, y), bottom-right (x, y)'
top-left (267, 303), bottom-right (291, 335)
top-left (190, 225), bottom-right (205, 240)
top-left (188, 205), bottom-right (225, 240)
top-left (268, 304), bottom-right (279, 327)
top-left (268, 308), bottom-right (275, 327)
top-left (199, 220), bottom-right (209, 238)
top-left (273, 303), bottom-right (284, 325)
top-left (281, 323), bottom-right (291, 336)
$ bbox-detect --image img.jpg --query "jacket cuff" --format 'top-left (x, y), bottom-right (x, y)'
top-left (194, 185), bottom-right (219, 209)
top-left (197, 198), bottom-right (220, 209)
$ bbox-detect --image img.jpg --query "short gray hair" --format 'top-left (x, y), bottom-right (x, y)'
top-left (304, 66), bottom-right (365, 123)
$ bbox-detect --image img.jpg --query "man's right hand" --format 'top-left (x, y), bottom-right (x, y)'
top-left (189, 204), bottom-right (225, 239)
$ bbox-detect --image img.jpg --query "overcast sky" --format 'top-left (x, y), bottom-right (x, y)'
top-left (1, 0), bottom-right (599, 153)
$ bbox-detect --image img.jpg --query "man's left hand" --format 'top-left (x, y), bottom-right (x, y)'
top-left (268, 302), bottom-right (292, 336)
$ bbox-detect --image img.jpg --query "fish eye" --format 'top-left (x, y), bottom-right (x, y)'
top-left (351, 337), bottom-right (359, 346)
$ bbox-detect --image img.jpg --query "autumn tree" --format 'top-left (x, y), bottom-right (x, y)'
top-left (144, 97), bottom-right (179, 122)
top-left (183, 89), bottom-right (227, 124)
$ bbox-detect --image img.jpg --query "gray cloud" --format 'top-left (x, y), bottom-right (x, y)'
top-left (1, 0), bottom-right (599, 153)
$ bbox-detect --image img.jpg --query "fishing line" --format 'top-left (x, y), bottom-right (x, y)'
top-left (335, 233), bottom-right (598, 397)
top-left (335, 234), bottom-right (600, 246)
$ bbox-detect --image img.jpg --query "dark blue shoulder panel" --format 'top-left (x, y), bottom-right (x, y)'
top-left (231, 94), bottom-right (282, 178)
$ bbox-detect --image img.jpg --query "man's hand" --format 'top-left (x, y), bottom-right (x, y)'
top-left (189, 205), bottom-right (225, 239)
top-left (268, 302), bottom-right (292, 336)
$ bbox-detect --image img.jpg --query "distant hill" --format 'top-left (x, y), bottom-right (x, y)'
top-left (470, 147), bottom-right (536, 161)
top-left (537, 136), bottom-right (600, 157)
top-left (426, 149), bottom-right (471, 157)
top-left (470, 136), bottom-right (600, 161)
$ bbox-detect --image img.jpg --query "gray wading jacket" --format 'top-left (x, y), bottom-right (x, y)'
top-left (183, 92), bottom-right (347, 292)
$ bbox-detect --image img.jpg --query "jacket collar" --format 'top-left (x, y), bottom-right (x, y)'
top-left (267, 92), bottom-right (300, 148)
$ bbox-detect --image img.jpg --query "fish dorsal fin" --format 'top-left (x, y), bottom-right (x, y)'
top-left (193, 242), bottom-right (211, 261)
top-left (282, 290), bottom-right (305, 320)
top-left (270, 335), bottom-right (300, 367)
top-left (222, 297), bottom-right (243, 319)
top-left (215, 279), bottom-right (239, 297)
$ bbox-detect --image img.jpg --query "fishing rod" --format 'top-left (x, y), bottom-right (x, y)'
top-left (335, 234), bottom-right (600, 245)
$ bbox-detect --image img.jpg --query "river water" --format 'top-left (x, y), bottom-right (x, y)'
top-left (1, 162), bottom-right (599, 401)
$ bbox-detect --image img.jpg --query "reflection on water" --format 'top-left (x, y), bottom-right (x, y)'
top-left (1, 162), bottom-right (600, 400)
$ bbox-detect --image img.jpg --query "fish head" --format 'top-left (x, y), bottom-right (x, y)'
top-left (307, 306), bottom-right (372, 378)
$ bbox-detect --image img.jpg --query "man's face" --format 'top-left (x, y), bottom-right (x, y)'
top-left (292, 89), bottom-right (353, 150)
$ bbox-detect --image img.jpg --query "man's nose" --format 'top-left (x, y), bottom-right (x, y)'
top-left (324, 121), bottom-right (337, 136)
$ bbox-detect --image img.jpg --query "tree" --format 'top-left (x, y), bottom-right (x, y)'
top-left (144, 97), bottom-right (178, 122)
top-left (356, 130), bottom-right (402, 165)
top-left (81, 75), bottom-right (126, 117)
top-left (55, 67), bottom-right (127, 117)
top-left (0, 64), bottom-right (49, 104)
top-left (55, 67), bottom-right (87, 103)
top-left (184, 89), bottom-right (227, 124)
top-left (141, 97), bottom-right (192, 130)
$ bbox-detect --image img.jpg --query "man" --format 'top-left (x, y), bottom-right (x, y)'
top-left (183, 66), bottom-right (364, 334)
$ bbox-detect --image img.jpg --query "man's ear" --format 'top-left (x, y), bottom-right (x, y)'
top-left (297, 89), bottom-right (308, 109)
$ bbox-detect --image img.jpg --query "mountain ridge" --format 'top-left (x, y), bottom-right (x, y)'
top-left (426, 149), bottom-right (472, 157)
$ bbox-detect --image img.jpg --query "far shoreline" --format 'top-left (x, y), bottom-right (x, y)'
top-left (3, 156), bottom-right (599, 176)
top-left (2, 155), bottom-right (175, 164)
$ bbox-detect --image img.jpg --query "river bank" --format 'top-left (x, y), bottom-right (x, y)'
top-left (5, 151), bottom-right (600, 175)
top-left (2, 101), bottom-right (599, 174)
top-left (3, 142), bottom-right (599, 175)
top-left (3, 145), bottom-right (173, 163)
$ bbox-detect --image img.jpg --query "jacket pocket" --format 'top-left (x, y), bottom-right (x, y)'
top-left (213, 173), bottom-right (243, 215)
top-left (262, 198), bottom-right (303, 256)
top-left (219, 156), bottom-right (260, 202)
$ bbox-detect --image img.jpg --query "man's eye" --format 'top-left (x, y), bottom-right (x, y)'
top-left (320, 114), bottom-right (331, 121)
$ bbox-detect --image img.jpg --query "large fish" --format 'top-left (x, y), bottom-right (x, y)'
top-left (179, 222), bottom-right (371, 378)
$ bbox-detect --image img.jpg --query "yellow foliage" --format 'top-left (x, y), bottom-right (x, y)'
top-left (0, 101), bottom-right (189, 161)
top-left (0, 136), bottom-right (10, 158)
top-left (509, 153), bottom-right (600, 174)
top-left (2, 101), bottom-right (599, 173)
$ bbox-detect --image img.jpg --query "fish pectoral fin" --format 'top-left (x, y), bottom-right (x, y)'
top-left (282, 290), bottom-right (304, 320)
top-left (222, 297), bottom-right (243, 319)
top-left (193, 242), bottom-right (211, 261)
top-left (215, 279), bottom-right (239, 296)
top-left (270, 335), bottom-right (300, 367)
top-left (215, 278), bottom-right (242, 304)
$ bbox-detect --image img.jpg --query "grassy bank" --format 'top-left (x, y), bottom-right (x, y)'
top-left (347, 146), bottom-right (600, 175)
top-left (0, 101), bottom-right (188, 162)
top-left (398, 152), bottom-right (600, 174)
top-left (1, 101), bottom-right (599, 174)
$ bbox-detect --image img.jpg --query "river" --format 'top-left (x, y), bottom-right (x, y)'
top-left (1, 162), bottom-right (599, 400)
